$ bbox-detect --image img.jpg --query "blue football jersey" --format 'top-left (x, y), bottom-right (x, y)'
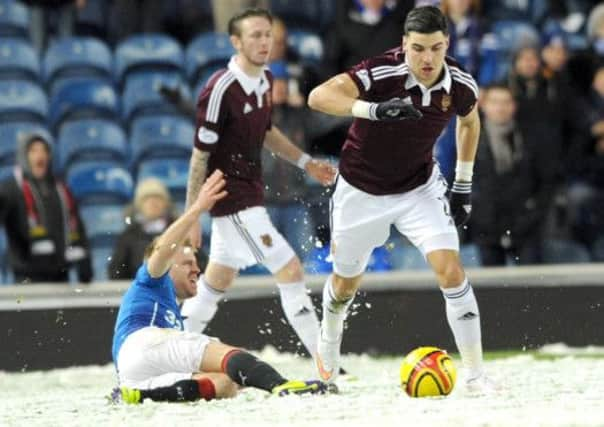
top-left (112, 263), bottom-right (184, 363)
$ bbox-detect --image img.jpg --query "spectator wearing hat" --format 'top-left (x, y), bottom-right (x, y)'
top-left (0, 133), bottom-right (92, 284)
top-left (108, 178), bottom-right (209, 280)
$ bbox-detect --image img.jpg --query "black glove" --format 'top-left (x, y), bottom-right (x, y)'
top-left (448, 181), bottom-right (472, 227)
top-left (373, 98), bottom-right (423, 121)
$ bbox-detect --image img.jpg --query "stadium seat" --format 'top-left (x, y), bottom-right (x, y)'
top-left (287, 29), bottom-right (324, 67)
top-left (114, 34), bottom-right (184, 84)
top-left (67, 161), bottom-right (133, 205)
top-left (57, 119), bottom-right (128, 173)
top-left (137, 158), bottom-right (189, 201)
top-left (491, 20), bottom-right (539, 79)
top-left (591, 235), bottom-right (604, 262)
top-left (460, 243), bottom-right (482, 268)
top-left (48, 78), bottom-right (119, 131)
top-left (0, 0), bottom-right (29, 38)
top-left (0, 38), bottom-right (40, 82)
top-left (390, 244), bottom-right (430, 271)
top-left (80, 204), bottom-right (126, 242)
top-left (0, 164), bottom-right (12, 181)
top-left (129, 115), bottom-right (193, 165)
top-left (43, 37), bottom-right (113, 94)
top-left (304, 245), bottom-right (332, 274)
top-left (0, 122), bottom-right (50, 167)
top-left (185, 32), bottom-right (234, 83)
top-left (90, 243), bottom-right (114, 282)
top-left (542, 238), bottom-right (591, 264)
top-left (122, 72), bottom-right (190, 122)
top-left (0, 80), bottom-right (48, 124)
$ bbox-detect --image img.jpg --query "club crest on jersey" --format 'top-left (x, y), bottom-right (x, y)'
top-left (441, 94), bottom-right (451, 112)
top-left (260, 234), bottom-right (273, 247)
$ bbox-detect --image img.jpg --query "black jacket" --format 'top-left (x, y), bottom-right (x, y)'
top-left (0, 174), bottom-right (92, 283)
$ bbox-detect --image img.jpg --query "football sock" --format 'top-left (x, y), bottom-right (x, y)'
top-left (277, 281), bottom-right (320, 355)
top-left (222, 349), bottom-right (287, 392)
top-left (140, 378), bottom-right (216, 402)
top-left (321, 276), bottom-right (354, 342)
top-left (441, 278), bottom-right (483, 375)
top-left (181, 277), bottom-right (224, 333)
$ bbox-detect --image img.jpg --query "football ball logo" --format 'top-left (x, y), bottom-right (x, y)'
top-left (400, 346), bottom-right (456, 397)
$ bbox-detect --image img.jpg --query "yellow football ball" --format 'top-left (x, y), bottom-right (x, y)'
top-left (400, 346), bottom-right (456, 397)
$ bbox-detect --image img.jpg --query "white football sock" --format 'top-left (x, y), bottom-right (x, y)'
top-left (441, 278), bottom-right (483, 375)
top-left (181, 277), bottom-right (224, 334)
top-left (277, 281), bottom-right (320, 356)
top-left (321, 276), bottom-right (354, 342)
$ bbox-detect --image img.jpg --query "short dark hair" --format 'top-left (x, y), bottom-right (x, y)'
top-left (228, 8), bottom-right (273, 37)
top-left (404, 6), bottom-right (448, 36)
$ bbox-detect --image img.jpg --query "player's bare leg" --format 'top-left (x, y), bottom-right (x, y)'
top-left (273, 256), bottom-right (321, 357)
top-left (316, 273), bottom-right (361, 383)
top-left (181, 262), bottom-right (237, 333)
top-left (426, 249), bottom-right (495, 392)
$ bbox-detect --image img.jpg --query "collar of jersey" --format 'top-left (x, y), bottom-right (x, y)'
top-left (228, 56), bottom-right (270, 96)
top-left (403, 60), bottom-right (452, 94)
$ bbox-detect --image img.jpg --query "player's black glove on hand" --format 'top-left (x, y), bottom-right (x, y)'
top-left (448, 181), bottom-right (472, 227)
top-left (372, 98), bottom-right (423, 121)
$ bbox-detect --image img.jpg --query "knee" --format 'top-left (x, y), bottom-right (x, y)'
top-left (434, 260), bottom-right (465, 288)
top-left (213, 376), bottom-right (239, 399)
top-left (332, 274), bottom-right (361, 300)
top-left (275, 257), bottom-right (304, 282)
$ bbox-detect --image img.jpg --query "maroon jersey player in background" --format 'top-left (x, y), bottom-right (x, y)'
top-left (308, 5), bottom-right (497, 393)
top-left (181, 8), bottom-right (337, 365)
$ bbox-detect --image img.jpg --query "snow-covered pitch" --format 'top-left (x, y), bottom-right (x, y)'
top-left (2, 346), bottom-right (603, 427)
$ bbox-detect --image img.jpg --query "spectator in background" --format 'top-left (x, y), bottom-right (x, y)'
top-left (23, 0), bottom-right (87, 52)
top-left (0, 133), bottom-right (92, 283)
top-left (472, 84), bottom-right (559, 265)
top-left (324, 0), bottom-right (414, 77)
top-left (566, 63), bottom-right (604, 246)
top-left (108, 0), bottom-right (164, 44)
top-left (108, 178), bottom-right (209, 280)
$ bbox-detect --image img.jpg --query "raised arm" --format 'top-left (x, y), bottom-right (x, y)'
top-left (264, 126), bottom-right (336, 186)
top-left (147, 170), bottom-right (226, 278)
top-left (185, 147), bottom-right (211, 247)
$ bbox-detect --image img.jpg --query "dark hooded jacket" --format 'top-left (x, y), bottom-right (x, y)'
top-left (0, 133), bottom-right (92, 283)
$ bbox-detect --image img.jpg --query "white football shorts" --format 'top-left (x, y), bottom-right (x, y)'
top-left (330, 165), bottom-right (459, 277)
top-left (209, 206), bottom-right (296, 273)
top-left (116, 327), bottom-right (212, 389)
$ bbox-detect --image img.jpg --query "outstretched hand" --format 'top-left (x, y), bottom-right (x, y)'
top-left (192, 170), bottom-right (228, 213)
top-left (305, 159), bottom-right (337, 186)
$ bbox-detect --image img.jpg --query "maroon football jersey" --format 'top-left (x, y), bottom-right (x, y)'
top-left (194, 59), bottom-right (273, 217)
top-left (342, 47), bottom-right (478, 195)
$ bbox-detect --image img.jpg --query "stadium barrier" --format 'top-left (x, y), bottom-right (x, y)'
top-left (1, 264), bottom-right (603, 372)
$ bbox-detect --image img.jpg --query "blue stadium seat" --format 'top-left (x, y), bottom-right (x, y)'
top-left (490, 21), bottom-right (540, 80)
top-left (90, 243), bottom-right (114, 281)
top-left (542, 239), bottom-right (591, 264)
top-left (129, 115), bottom-right (193, 165)
top-left (0, 0), bottom-right (29, 38)
top-left (115, 34), bottom-right (184, 84)
top-left (43, 37), bottom-right (113, 94)
top-left (0, 121), bottom-right (50, 167)
top-left (57, 119), bottom-right (128, 173)
top-left (67, 162), bottom-right (133, 205)
top-left (304, 245), bottom-right (332, 274)
top-left (0, 80), bottom-right (47, 124)
top-left (80, 204), bottom-right (126, 242)
top-left (193, 64), bottom-right (224, 96)
top-left (287, 29), bottom-right (324, 66)
top-left (0, 165), bottom-right (12, 181)
top-left (185, 32), bottom-right (234, 83)
top-left (0, 38), bottom-right (40, 82)
top-left (460, 243), bottom-right (482, 268)
top-left (137, 158), bottom-right (189, 201)
top-left (48, 78), bottom-right (119, 131)
top-left (390, 244), bottom-right (430, 271)
top-left (122, 72), bottom-right (190, 122)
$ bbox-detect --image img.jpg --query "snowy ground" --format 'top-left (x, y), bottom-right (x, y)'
top-left (2, 347), bottom-right (604, 427)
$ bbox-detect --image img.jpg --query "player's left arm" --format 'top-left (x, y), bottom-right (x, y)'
top-left (264, 126), bottom-right (336, 186)
top-left (449, 104), bottom-right (481, 227)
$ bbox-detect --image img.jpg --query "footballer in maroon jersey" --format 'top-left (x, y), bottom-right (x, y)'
top-left (181, 8), bottom-right (337, 366)
top-left (308, 6), bottom-right (496, 392)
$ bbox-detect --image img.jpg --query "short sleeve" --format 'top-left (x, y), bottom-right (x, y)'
top-left (346, 58), bottom-right (375, 98)
top-left (451, 68), bottom-right (479, 117)
top-left (135, 263), bottom-right (170, 288)
top-left (194, 72), bottom-right (232, 151)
